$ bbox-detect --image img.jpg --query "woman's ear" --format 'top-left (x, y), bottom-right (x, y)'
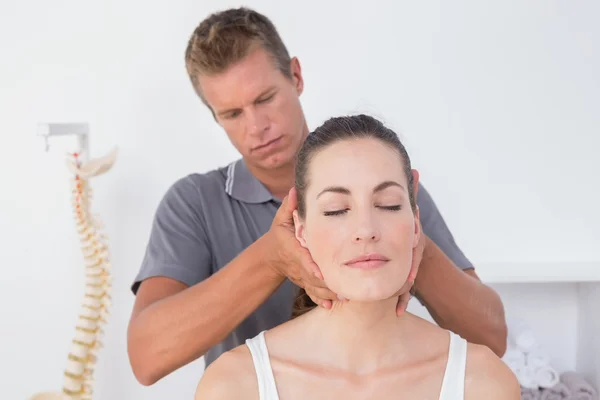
top-left (413, 206), bottom-right (422, 248)
top-left (411, 169), bottom-right (420, 200)
top-left (292, 209), bottom-right (308, 248)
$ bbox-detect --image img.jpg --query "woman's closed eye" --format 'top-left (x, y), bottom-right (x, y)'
top-left (323, 209), bottom-right (348, 216)
top-left (379, 205), bottom-right (402, 211)
top-left (323, 205), bottom-right (402, 216)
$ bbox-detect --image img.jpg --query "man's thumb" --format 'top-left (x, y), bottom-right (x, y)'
top-left (274, 187), bottom-right (296, 225)
top-left (286, 186), bottom-right (298, 212)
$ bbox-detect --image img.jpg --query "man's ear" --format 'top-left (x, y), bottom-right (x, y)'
top-left (292, 209), bottom-right (308, 248)
top-left (290, 57), bottom-right (304, 96)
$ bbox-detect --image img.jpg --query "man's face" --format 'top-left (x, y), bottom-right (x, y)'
top-left (197, 46), bottom-right (307, 171)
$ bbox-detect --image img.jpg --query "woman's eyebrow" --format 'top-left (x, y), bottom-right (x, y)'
top-left (316, 180), bottom-right (404, 199)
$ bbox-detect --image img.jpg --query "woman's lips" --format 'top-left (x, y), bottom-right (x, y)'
top-left (344, 253), bottom-right (390, 269)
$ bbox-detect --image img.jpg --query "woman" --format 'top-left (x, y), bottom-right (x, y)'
top-left (194, 114), bottom-right (520, 399)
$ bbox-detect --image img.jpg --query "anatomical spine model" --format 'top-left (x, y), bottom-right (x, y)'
top-left (29, 147), bottom-right (118, 400)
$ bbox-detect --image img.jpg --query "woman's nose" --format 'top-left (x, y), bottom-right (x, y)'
top-left (353, 233), bottom-right (379, 242)
top-left (353, 222), bottom-right (381, 243)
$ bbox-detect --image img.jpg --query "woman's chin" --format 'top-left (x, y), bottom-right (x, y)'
top-left (330, 271), bottom-right (410, 302)
top-left (338, 287), bottom-right (403, 303)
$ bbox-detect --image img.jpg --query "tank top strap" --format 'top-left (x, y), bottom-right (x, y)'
top-left (438, 330), bottom-right (468, 400)
top-left (245, 331), bottom-right (280, 400)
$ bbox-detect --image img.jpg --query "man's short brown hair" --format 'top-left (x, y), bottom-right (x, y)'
top-left (185, 7), bottom-right (292, 100)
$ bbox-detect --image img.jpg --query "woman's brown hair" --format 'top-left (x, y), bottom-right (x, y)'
top-left (290, 114), bottom-right (416, 319)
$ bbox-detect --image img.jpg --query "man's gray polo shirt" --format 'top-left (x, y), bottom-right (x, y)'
top-left (131, 158), bottom-right (474, 367)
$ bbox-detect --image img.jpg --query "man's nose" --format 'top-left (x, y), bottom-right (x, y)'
top-left (245, 109), bottom-right (269, 138)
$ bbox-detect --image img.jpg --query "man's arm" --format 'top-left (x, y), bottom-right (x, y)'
top-left (126, 176), bottom-right (286, 385)
top-left (413, 183), bottom-right (508, 357)
top-left (127, 180), bottom-right (335, 386)
top-left (128, 232), bottom-right (284, 386)
top-left (414, 237), bottom-right (508, 356)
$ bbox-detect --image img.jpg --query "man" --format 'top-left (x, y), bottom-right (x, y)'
top-left (127, 7), bottom-right (508, 386)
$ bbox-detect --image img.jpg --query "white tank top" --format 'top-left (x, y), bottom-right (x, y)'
top-left (245, 329), bottom-right (468, 400)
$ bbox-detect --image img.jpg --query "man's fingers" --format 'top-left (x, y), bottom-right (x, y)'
top-left (407, 263), bottom-right (418, 283)
top-left (407, 242), bottom-right (421, 282)
top-left (394, 273), bottom-right (416, 316)
top-left (311, 297), bottom-right (332, 310)
top-left (307, 286), bottom-right (338, 303)
top-left (395, 276), bottom-right (414, 297)
top-left (306, 285), bottom-right (338, 310)
top-left (306, 290), bottom-right (333, 309)
top-left (306, 276), bottom-right (329, 290)
top-left (304, 259), bottom-right (325, 287)
top-left (298, 249), bottom-right (325, 281)
top-left (396, 292), bottom-right (411, 316)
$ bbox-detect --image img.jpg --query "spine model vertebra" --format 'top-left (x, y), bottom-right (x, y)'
top-left (29, 147), bottom-right (118, 400)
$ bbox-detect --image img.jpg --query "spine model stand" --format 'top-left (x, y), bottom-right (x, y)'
top-left (30, 147), bottom-right (118, 400)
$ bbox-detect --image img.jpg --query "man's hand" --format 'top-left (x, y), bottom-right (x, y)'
top-left (396, 169), bottom-right (424, 316)
top-left (267, 187), bottom-right (339, 309)
top-left (396, 217), bottom-right (425, 315)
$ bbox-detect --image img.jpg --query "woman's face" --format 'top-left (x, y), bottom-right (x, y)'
top-left (293, 137), bottom-right (420, 302)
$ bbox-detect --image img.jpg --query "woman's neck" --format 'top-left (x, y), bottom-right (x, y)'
top-left (301, 297), bottom-right (414, 375)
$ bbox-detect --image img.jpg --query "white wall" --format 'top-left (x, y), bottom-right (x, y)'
top-left (1, 0), bottom-right (598, 399)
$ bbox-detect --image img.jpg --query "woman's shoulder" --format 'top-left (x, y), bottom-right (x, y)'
top-left (464, 342), bottom-right (521, 400)
top-left (194, 343), bottom-right (258, 400)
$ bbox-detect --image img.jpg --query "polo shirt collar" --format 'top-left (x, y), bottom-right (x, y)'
top-left (225, 159), bottom-right (277, 204)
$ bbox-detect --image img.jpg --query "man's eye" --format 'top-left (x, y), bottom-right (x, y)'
top-left (258, 94), bottom-right (274, 103)
top-left (225, 110), bottom-right (241, 119)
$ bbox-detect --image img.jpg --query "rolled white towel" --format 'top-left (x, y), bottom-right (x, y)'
top-left (507, 317), bottom-right (537, 351)
top-left (517, 366), bottom-right (539, 390)
top-left (520, 344), bottom-right (557, 388)
top-left (503, 344), bottom-right (558, 389)
top-left (533, 364), bottom-right (560, 389)
top-left (527, 348), bottom-right (551, 368)
top-left (502, 345), bottom-right (539, 388)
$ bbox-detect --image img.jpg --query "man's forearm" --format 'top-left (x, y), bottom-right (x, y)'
top-left (413, 236), bottom-right (508, 356)
top-left (128, 232), bottom-right (285, 385)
